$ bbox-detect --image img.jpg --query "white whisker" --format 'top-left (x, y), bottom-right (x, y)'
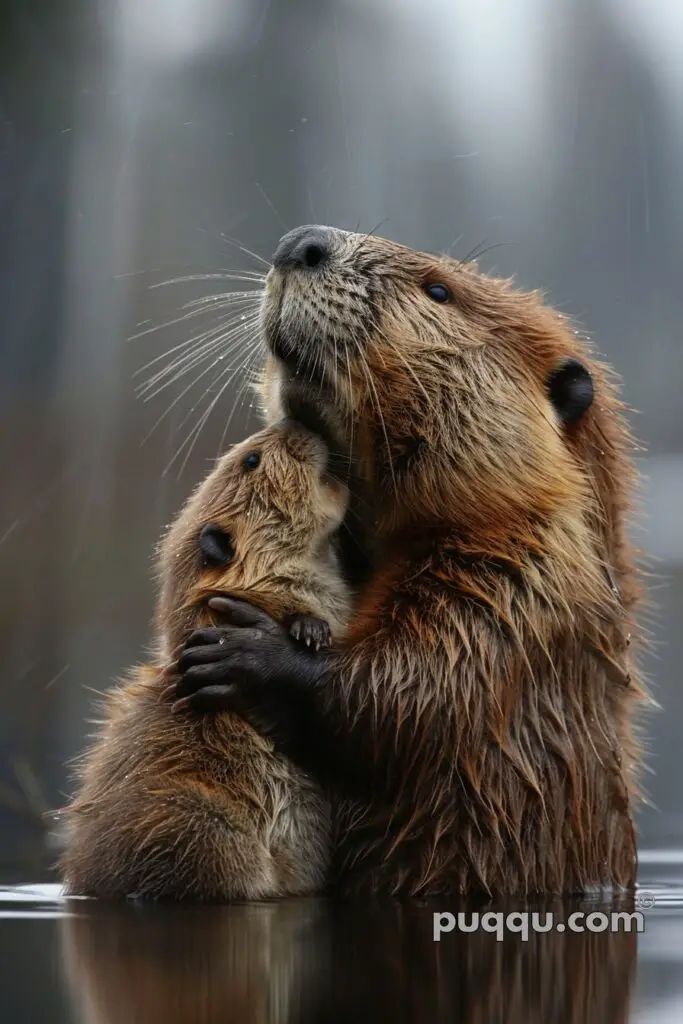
top-left (373, 326), bottom-right (433, 410)
top-left (136, 314), bottom-right (260, 396)
top-left (128, 295), bottom-right (259, 344)
top-left (151, 272), bottom-right (266, 289)
top-left (128, 253), bottom-right (270, 472)
top-left (138, 315), bottom-right (261, 403)
top-left (357, 347), bottom-right (397, 496)
top-left (219, 234), bottom-right (272, 269)
top-left (344, 348), bottom-right (356, 470)
top-left (133, 305), bottom-right (261, 379)
top-left (254, 181), bottom-right (289, 233)
top-left (165, 340), bottom-right (262, 477)
top-left (216, 343), bottom-right (264, 453)
top-left (181, 290), bottom-right (263, 310)
top-left (173, 341), bottom-right (260, 444)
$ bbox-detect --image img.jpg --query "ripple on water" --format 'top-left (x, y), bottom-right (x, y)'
top-left (0, 883), bottom-right (85, 919)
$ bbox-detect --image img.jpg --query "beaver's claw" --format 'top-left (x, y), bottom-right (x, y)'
top-left (287, 614), bottom-right (331, 651)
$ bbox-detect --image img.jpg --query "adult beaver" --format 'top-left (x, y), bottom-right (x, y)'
top-left (174, 226), bottom-right (645, 896)
top-left (61, 422), bottom-right (350, 899)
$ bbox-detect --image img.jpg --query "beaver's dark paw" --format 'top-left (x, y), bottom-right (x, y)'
top-left (287, 614), bottom-right (331, 651)
top-left (171, 597), bottom-right (328, 729)
top-left (169, 596), bottom-right (343, 779)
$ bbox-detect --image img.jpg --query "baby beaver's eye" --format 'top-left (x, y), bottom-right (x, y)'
top-left (243, 451), bottom-right (261, 471)
top-left (424, 283), bottom-right (451, 303)
top-left (198, 524), bottom-right (235, 567)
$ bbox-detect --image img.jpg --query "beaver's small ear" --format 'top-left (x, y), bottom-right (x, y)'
top-left (547, 358), bottom-right (594, 424)
top-left (198, 524), bottom-right (235, 566)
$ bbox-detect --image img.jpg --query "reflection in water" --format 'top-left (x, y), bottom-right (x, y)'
top-left (60, 896), bottom-right (637, 1024)
top-left (62, 901), bottom-right (328, 1024)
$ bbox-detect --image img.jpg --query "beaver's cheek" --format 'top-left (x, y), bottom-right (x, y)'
top-left (264, 268), bottom-right (283, 299)
top-left (318, 478), bottom-right (350, 527)
top-left (162, 599), bottom-right (211, 663)
top-left (258, 357), bottom-right (288, 425)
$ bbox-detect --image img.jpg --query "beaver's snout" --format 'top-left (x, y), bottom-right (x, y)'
top-left (272, 224), bottom-right (341, 272)
top-left (263, 223), bottom-right (374, 404)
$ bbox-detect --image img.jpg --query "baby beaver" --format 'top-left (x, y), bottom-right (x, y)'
top-left (61, 421), bottom-right (350, 900)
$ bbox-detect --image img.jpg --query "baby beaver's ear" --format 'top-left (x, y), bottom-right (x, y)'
top-left (198, 524), bottom-right (235, 566)
top-left (547, 358), bottom-right (594, 425)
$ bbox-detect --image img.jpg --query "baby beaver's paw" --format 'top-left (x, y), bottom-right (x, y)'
top-left (287, 614), bottom-right (331, 652)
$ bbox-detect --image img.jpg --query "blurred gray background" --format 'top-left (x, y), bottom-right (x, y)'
top-left (1, 0), bottom-right (681, 879)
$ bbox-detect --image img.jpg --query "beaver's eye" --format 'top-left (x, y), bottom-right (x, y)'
top-left (243, 452), bottom-right (260, 471)
top-left (198, 524), bottom-right (235, 566)
top-left (424, 283), bottom-right (451, 303)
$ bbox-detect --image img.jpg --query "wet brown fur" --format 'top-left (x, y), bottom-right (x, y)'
top-left (61, 424), bottom-right (350, 899)
top-left (261, 228), bottom-right (645, 895)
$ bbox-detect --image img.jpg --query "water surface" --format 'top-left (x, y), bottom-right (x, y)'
top-left (2, 858), bottom-right (682, 1023)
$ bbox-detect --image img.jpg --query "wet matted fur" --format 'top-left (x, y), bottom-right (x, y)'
top-left (261, 226), bottom-right (645, 895)
top-left (61, 423), bottom-right (350, 899)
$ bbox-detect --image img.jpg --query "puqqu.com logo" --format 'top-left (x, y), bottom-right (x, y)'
top-left (433, 905), bottom-right (651, 942)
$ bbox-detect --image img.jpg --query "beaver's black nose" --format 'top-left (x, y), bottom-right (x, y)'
top-left (272, 225), bottom-right (337, 271)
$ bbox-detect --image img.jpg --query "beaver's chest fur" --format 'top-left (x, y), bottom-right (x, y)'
top-left (324, 534), bottom-right (638, 895)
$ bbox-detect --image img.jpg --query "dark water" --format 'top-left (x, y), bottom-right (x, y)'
top-left (1, 857), bottom-right (682, 1023)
